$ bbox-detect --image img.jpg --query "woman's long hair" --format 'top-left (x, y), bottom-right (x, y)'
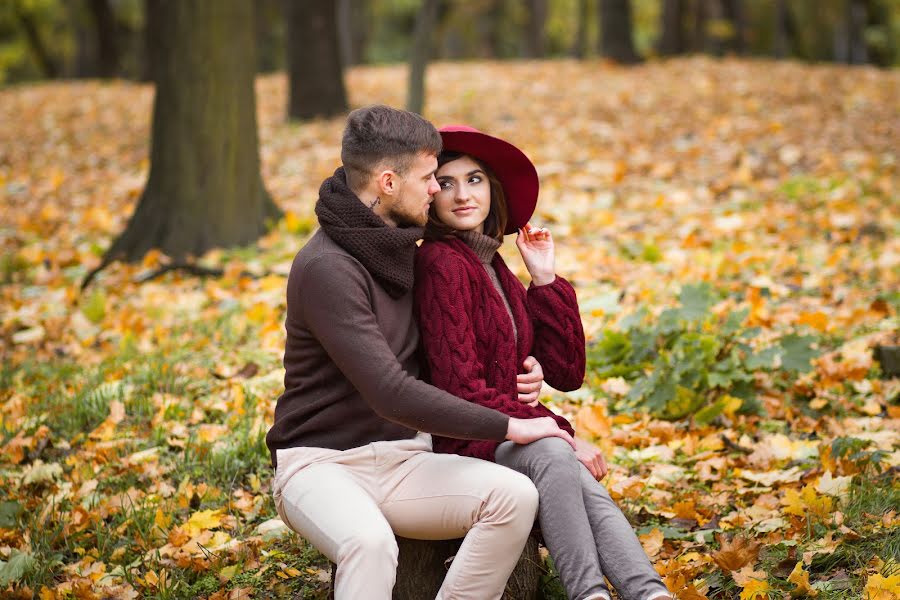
top-left (424, 152), bottom-right (509, 242)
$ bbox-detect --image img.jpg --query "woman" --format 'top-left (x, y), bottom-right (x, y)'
top-left (414, 125), bottom-right (671, 600)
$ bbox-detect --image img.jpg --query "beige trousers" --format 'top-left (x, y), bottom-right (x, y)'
top-left (273, 433), bottom-right (539, 600)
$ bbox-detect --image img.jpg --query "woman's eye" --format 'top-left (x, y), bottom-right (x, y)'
top-left (439, 181), bottom-right (452, 190)
top-left (469, 176), bottom-right (482, 184)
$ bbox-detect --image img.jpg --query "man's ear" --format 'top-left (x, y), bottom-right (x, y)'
top-left (376, 170), bottom-right (398, 196)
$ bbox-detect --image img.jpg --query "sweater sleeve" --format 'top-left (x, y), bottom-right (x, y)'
top-left (297, 254), bottom-right (510, 441)
top-left (416, 254), bottom-right (574, 435)
top-left (527, 277), bottom-right (586, 391)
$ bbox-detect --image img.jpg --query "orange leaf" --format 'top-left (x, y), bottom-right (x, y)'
top-left (712, 534), bottom-right (761, 572)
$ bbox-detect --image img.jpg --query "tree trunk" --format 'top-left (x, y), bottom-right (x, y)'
top-left (721, 0), bottom-right (744, 54)
top-left (407, 0), bottom-right (440, 115)
top-left (691, 0), bottom-right (708, 52)
top-left (13, 0), bottom-right (59, 78)
top-left (102, 0), bottom-right (279, 264)
top-left (657, 0), bottom-right (685, 56)
top-left (846, 0), bottom-right (868, 64)
top-left (337, 0), bottom-right (368, 67)
top-left (773, 0), bottom-right (794, 59)
top-left (328, 535), bottom-right (543, 600)
top-left (524, 0), bottom-right (548, 59)
top-left (88, 0), bottom-right (119, 77)
top-left (285, 0), bottom-right (348, 121)
top-left (571, 0), bottom-right (590, 59)
top-left (141, 0), bottom-right (162, 82)
top-left (598, 0), bottom-right (641, 64)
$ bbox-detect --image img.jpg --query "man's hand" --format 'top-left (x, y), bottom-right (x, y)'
top-left (574, 437), bottom-right (608, 480)
top-left (517, 356), bottom-right (543, 406)
top-left (507, 417), bottom-right (576, 449)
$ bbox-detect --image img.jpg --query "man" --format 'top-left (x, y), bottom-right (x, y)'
top-left (266, 105), bottom-right (575, 599)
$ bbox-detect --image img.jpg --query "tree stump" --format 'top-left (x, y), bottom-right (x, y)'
top-left (328, 533), bottom-right (543, 600)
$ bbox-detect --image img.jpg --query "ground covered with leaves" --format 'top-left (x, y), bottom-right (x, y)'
top-left (1, 58), bottom-right (898, 599)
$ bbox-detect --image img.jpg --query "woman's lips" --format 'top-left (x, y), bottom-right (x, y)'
top-left (453, 207), bottom-right (476, 213)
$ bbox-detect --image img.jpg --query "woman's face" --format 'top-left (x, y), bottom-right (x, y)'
top-left (432, 155), bottom-right (491, 234)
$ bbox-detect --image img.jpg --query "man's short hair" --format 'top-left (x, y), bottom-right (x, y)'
top-left (341, 105), bottom-right (442, 192)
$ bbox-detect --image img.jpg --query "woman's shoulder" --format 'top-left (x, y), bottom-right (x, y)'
top-left (416, 238), bottom-right (469, 270)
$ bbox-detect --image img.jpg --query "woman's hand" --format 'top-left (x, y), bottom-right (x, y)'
top-left (517, 356), bottom-right (543, 406)
top-left (516, 223), bottom-right (556, 287)
top-left (574, 438), bottom-right (608, 480)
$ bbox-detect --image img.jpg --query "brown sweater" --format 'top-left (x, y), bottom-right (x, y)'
top-left (265, 229), bottom-right (511, 467)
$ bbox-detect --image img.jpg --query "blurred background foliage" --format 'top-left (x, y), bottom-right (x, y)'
top-left (0, 0), bottom-right (897, 86)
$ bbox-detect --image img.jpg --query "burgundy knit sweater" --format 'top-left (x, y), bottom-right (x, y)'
top-left (414, 236), bottom-right (586, 461)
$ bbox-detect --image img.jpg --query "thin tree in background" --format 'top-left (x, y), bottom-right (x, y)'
top-left (773, 0), bottom-right (793, 59)
top-left (13, 0), bottom-right (59, 77)
top-left (598, 0), bottom-right (641, 63)
top-left (692, 0), bottom-right (708, 53)
top-left (337, 0), bottom-right (369, 67)
top-left (87, 0), bottom-right (119, 77)
top-left (838, 0), bottom-right (868, 64)
top-left (524, 0), bottom-right (548, 58)
top-left (285, 0), bottom-right (347, 120)
top-left (658, 0), bottom-right (686, 56)
top-left (85, 0), bottom-right (279, 285)
top-left (721, 0), bottom-right (745, 54)
top-left (571, 0), bottom-right (590, 59)
top-left (407, 0), bottom-right (440, 115)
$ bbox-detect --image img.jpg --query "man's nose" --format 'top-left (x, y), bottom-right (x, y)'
top-left (428, 176), bottom-right (440, 195)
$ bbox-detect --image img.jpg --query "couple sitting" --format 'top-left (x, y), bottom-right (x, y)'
top-left (265, 105), bottom-right (671, 600)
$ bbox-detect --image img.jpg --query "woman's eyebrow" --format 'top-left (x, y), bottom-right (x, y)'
top-left (466, 169), bottom-right (484, 177)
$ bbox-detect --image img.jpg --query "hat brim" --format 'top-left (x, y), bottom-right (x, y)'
top-left (439, 129), bottom-right (538, 234)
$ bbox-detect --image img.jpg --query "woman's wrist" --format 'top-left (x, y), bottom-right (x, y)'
top-left (530, 273), bottom-right (556, 287)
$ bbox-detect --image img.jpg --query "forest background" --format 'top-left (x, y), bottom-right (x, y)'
top-left (0, 1), bottom-right (898, 599)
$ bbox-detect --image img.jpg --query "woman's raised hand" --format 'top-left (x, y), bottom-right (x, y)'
top-left (515, 223), bottom-right (556, 286)
top-left (574, 438), bottom-right (608, 480)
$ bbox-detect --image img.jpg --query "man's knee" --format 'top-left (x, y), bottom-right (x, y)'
top-left (337, 527), bottom-right (399, 568)
top-left (488, 468), bottom-right (539, 521)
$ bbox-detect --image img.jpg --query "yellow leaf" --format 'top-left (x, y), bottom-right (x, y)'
top-left (739, 579), bottom-right (771, 600)
top-left (864, 573), bottom-right (900, 600)
top-left (798, 311), bottom-right (829, 332)
top-left (218, 564), bottom-right (239, 583)
top-left (155, 507), bottom-right (172, 531)
top-left (787, 562), bottom-right (818, 597)
top-left (39, 586), bottom-right (56, 600)
top-left (184, 508), bottom-right (224, 536)
top-left (284, 567), bottom-right (301, 577)
top-left (145, 570), bottom-right (159, 587)
top-left (782, 485), bottom-right (832, 519)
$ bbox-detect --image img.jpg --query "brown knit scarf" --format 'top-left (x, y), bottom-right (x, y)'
top-left (315, 167), bottom-right (423, 298)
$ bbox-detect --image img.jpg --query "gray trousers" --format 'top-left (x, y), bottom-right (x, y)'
top-left (495, 438), bottom-right (670, 600)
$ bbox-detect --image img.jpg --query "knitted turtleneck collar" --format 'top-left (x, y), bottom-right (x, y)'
top-left (315, 167), bottom-right (423, 298)
top-left (458, 230), bottom-right (501, 264)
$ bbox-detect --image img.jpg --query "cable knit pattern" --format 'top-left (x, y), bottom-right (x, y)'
top-left (414, 237), bottom-right (585, 461)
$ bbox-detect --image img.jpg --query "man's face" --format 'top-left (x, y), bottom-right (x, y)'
top-left (385, 153), bottom-right (440, 228)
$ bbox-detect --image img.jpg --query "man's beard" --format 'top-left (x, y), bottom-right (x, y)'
top-left (387, 204), bottom-right (428, 228)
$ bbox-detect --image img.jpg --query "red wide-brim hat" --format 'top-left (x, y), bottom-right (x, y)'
top-left (438, 125), bottom-right (538, 234)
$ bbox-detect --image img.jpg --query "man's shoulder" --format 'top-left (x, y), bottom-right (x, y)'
top-left (293, 229), bottom-right (361, 276)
